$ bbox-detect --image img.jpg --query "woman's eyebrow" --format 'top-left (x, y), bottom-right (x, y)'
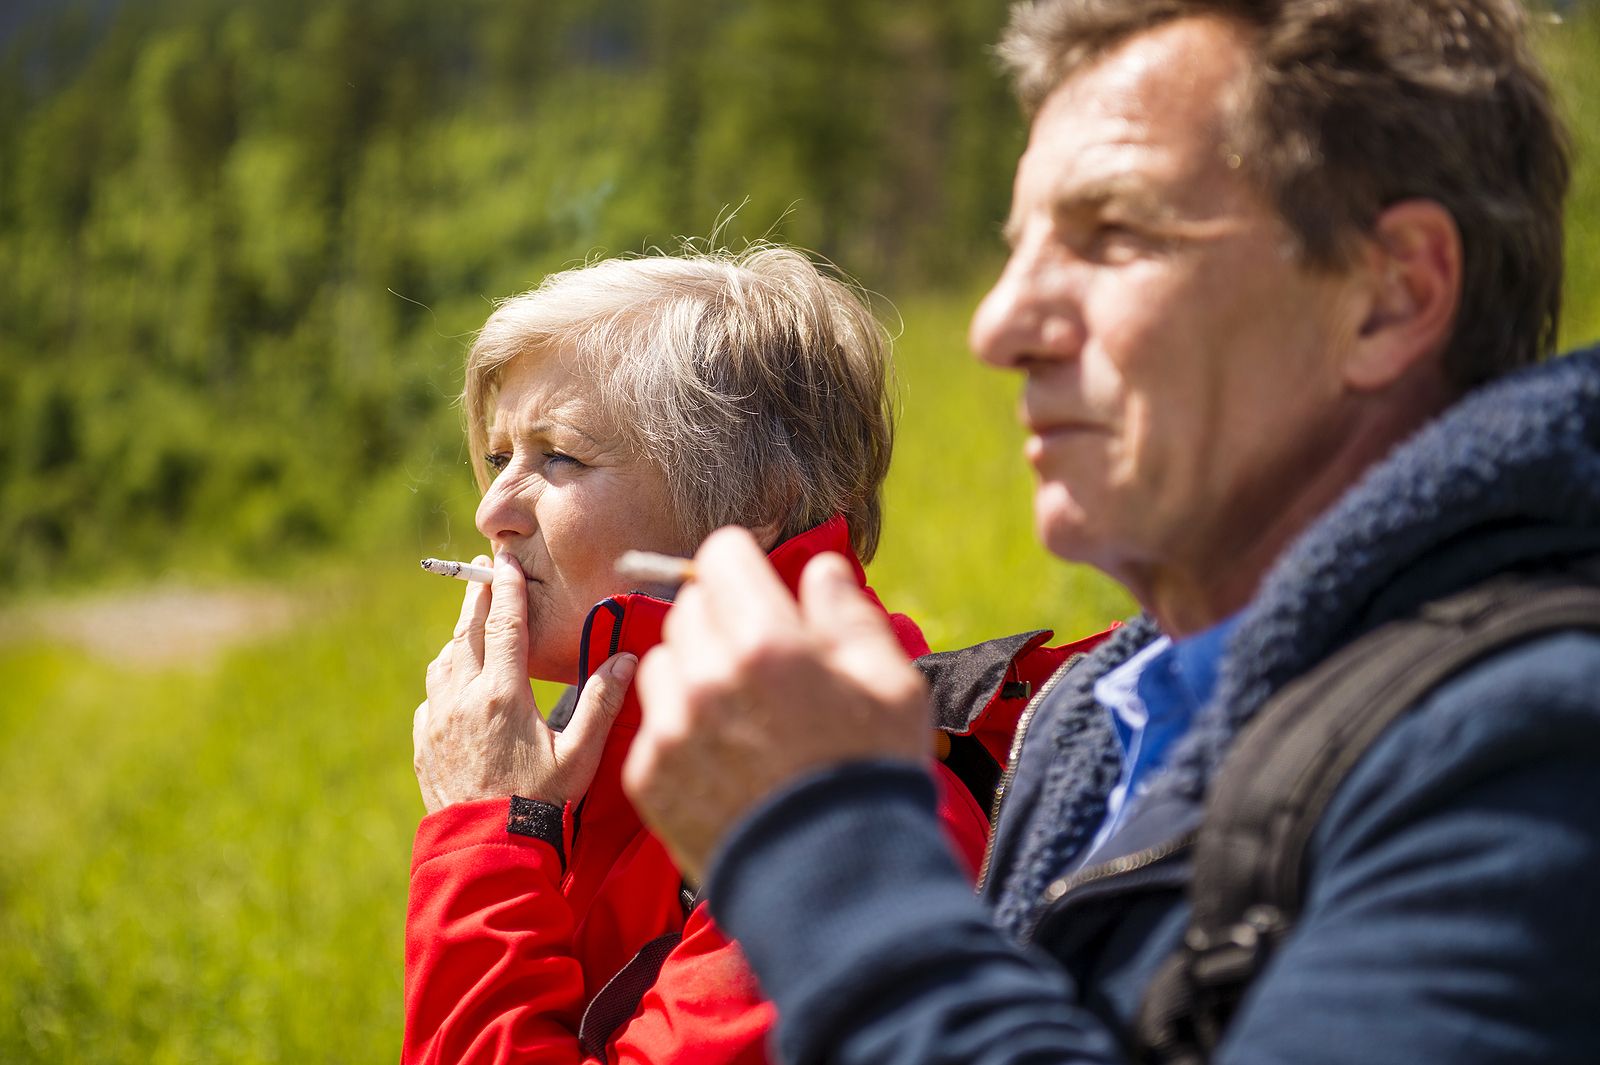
top-left (513, 417), bottom-right (606, 450)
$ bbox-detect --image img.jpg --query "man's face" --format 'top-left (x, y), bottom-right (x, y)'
top-left (970, 17), bottom-right (1368, 606)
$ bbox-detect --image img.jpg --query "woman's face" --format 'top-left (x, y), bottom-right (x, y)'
top-left (475, 349), bottom-right (689, 683)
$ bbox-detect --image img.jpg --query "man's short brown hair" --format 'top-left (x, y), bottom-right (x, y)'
top-left (999, 0), bottom-right (1570, 391)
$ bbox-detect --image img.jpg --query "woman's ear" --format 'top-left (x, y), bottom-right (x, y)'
top-left (747, 520), bottom-right (784, 553)
top-left (1344, 199), bottom-right (1462, 392)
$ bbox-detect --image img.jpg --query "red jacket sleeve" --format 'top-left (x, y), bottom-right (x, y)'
top-left (403, 799), bottom-right (592, 1065)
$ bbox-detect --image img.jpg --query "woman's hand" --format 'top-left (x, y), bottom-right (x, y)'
top-left (413, 550), bottom-right (635, 814)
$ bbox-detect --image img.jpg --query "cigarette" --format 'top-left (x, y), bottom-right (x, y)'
top-left (615, 550), bottom-right (696, 587)
top-left (419, 557), bottom-right (497, 583)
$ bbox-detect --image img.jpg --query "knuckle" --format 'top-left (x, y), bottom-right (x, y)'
top-left (482, 612), bottom-right (522, 640)
top-left (733, 632), bottom-right (807, 676)
top-left (483, 678), bottom-right (524, 713)
top-left (884, 668), bottom-right (930, 712)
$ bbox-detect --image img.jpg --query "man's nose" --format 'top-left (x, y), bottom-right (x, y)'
top-left (969, 242), bottom-right (1081, 370)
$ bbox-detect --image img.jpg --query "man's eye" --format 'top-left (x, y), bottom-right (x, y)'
top-left (1090, 224), bottom-right (1140, 256)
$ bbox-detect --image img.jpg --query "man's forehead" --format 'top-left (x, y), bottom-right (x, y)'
top-left (1013, 17), bottom-right (1254, 210)
top-left (1060, 19), bottom-right (1247, 125)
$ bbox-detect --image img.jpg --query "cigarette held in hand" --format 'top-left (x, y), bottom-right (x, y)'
top-left (420, 557), bottom-right (538, 584)
top-left (419, 557), bottom-right (497, 583)
top-left (615, 550), bottom-right (696, 587)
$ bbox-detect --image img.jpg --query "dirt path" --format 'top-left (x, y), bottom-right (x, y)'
top-left (0, 585), bottom-right (302, 669)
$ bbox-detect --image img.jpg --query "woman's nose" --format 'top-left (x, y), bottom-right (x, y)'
top-left (475, 475), bottom-right (535, 545)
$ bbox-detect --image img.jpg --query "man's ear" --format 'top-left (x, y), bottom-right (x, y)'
top-left (1345, 199), bottom-right (1462, 391)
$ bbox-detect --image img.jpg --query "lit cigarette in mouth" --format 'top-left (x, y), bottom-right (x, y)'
top-left (615, 550), bottom-right (696, 587)
top-left (419, 553), bottom-right (695, 588)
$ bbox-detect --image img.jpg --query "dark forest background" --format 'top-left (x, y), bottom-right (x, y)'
top-left (0, 0), bottom-right (1040, 590)
top-left (4, 0), bottom-right (1594, 595)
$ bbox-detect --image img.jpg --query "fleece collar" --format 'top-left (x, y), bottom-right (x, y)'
top-left (1163, 344), bottom-right (1600, 804)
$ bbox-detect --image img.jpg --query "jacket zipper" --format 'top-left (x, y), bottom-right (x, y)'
top-left (1022, 827), bottom-right (1199, 941)
top-left (975, 653), bottom-right (1084, 894)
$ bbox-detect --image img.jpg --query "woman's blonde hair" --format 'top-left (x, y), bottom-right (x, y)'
top-left (464, 245), bottom-right (895, 561)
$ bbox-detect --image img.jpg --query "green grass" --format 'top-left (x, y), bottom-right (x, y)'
top-left (0, 572), bottom-right (452, 1062)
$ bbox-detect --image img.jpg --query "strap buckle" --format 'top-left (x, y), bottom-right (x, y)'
top-left (1179, 905), bottom-right (1287, 1047)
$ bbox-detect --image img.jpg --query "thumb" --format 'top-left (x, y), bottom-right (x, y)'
top-left (553, 652), bottom-right (637, 797)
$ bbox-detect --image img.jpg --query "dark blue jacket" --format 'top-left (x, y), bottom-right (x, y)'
top-left (705, 346), bottom-right (1600, 1065)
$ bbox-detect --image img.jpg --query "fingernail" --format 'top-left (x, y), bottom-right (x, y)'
top-left (611, 653), bottom-right (638, 683)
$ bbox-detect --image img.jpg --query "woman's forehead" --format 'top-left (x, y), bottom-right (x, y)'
top-left (489, 348), bottom-right (619, 441)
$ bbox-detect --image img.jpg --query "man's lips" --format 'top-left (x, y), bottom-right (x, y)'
top-left (1023, 421), bottom-right (1107, 463)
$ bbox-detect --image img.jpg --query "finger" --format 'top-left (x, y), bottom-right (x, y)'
top-left (427, 640), bottom-right (453, 691)
top-left (693, 526), bottom-right (800, 637)
top-left (412, 698), bottom-right (436, 801)
top-left (449, 554), bottom-right (492, 677)
top-left (412, 698), bottom-right (430, 760)
top-left (553, 652), bottom-right (637, 798)
top-left (660, 582), bottom-right (727, 681)
top-left (799, 553), bottom-right (915, 682)
top-left (628, 647), bottom-right (717, 884)
top-left (626, 647), bottom-right (687, 797)
top-left (482, 549), bottom-right (531, 684)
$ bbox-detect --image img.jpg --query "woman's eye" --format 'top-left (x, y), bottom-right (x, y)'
top-left (542, 451), bottom-right (583, 472)
top-left (484, 452), bottom-right (510, 475)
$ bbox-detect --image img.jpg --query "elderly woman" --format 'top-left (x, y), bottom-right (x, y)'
top-left (402, 247), bottom-right (1087, 1065)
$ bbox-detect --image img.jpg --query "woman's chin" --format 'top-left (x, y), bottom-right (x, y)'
top-left (525, 648), bottom-right (580, 687)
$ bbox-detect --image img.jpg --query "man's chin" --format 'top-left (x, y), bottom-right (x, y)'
top-left (1034, 492), bottom-right (1097, 564)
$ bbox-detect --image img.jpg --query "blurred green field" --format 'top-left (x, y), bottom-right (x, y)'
top-left (0, 287), bottom-right (1131, 1063)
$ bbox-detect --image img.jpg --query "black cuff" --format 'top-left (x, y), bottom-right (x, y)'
top-left (507, 795), bottom-right (565, 869)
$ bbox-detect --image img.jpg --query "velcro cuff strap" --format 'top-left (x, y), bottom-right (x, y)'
top-left (507, 796), bottom-right (565, 869)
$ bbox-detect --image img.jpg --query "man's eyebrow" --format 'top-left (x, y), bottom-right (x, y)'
top-left (1004, 175), bottom-right (1180, 245)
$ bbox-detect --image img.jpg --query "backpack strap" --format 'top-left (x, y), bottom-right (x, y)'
top-left (1136, 567), bottom-right (1600, 1064)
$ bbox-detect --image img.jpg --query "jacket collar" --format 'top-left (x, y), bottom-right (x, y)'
top-left (572, 516), bottom-right (927, 730)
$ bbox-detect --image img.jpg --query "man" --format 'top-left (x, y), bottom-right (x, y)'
top-left (624, 1), bottom-right (1600, 1062)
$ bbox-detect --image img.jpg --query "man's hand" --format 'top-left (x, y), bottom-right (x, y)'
top-left (624, 527), bottom-right (931, 882)
top-left (413, 550), bottom-right (634, 814)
